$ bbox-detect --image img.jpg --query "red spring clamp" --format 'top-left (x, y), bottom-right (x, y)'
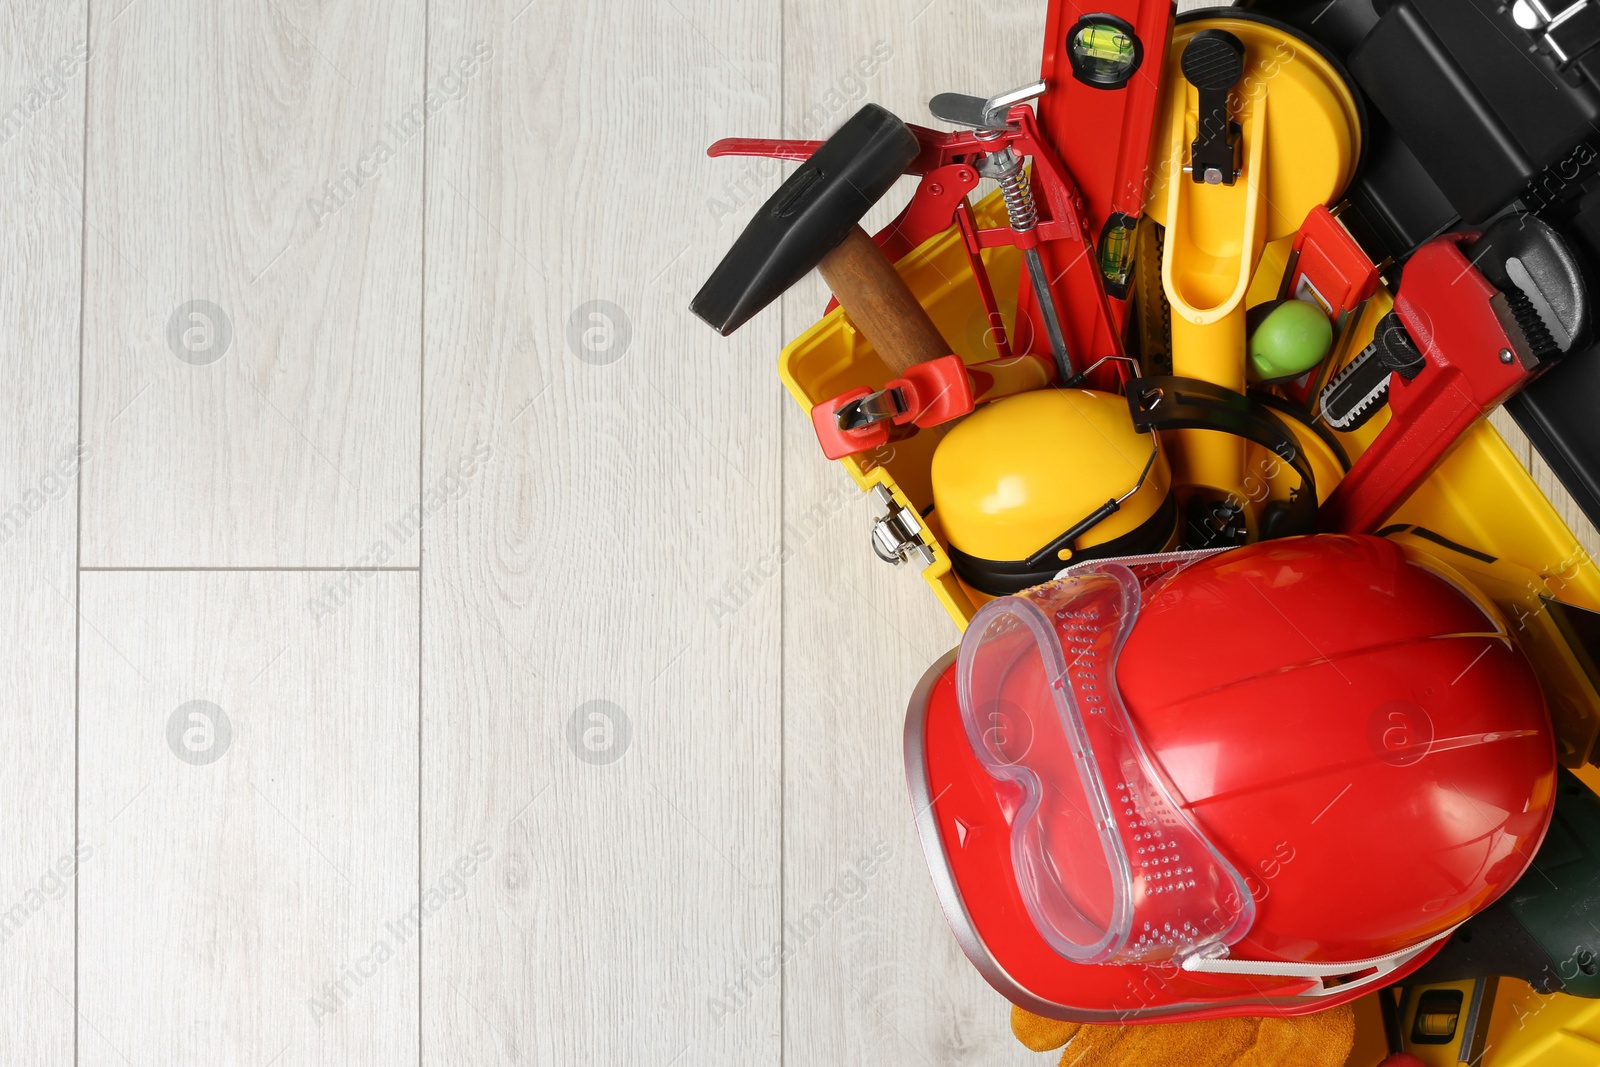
top-left (810, 353), bottom-right (1056, 460)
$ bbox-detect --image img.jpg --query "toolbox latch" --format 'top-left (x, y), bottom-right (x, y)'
top-left (1518, 0), bottom-right (1600, 68)
top-left (869, 485), bottom-right (935, 568)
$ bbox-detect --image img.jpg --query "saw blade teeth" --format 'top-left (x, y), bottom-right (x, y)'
top-left (1325, 383), bottom-right (1386, 431)
top-left (1324, 348), bottom-right (1372, 391)
top-left (1319, 341), bottom-right (1392, 431)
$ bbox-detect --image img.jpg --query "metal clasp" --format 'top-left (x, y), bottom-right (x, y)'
top-left (869, 485), bottom-right (935, 568)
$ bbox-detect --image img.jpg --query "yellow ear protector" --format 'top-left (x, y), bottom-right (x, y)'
top-left (931, 369), bottom-right (1322, 597)
top-left (931, 377), bottom-right (1177, 596)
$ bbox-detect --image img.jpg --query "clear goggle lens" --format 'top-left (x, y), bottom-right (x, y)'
top-left (957, 559), bottom-right (1255, 965)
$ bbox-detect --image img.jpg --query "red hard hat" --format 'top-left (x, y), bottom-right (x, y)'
top-left (905, 534), bottom-right (1556, 1022)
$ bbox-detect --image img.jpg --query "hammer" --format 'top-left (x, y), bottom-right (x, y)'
top-left (691, 104), bottom-right (952, 377)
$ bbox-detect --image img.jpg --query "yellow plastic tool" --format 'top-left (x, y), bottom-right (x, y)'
top-left (930, 387), bottom-right (1174, 608)
top-left (1477, 980), bottom-right (1600, 1067)
top-left (1146, 16), bottom-right (1361, 520)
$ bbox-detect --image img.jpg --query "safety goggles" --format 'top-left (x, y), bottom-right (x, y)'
top-left (957, 553), bottom-right (1256, 966)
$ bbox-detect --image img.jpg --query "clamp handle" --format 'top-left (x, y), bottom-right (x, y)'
top-left (928, 80), bottom-right (1046, 130)
top-left (1182, 30), bottom-right (1245, 185)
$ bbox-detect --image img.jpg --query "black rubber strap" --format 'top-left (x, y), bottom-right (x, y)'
top-left (1125, 376), bottom-right (1319, 537)
top-left (947, 491), bottom-right (1179, 597)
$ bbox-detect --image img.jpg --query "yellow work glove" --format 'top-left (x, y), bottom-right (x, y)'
top-left (1011, 1002), bottom-right (1355, 1067)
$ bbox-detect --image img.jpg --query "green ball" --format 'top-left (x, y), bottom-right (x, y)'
top-left (1248, 298), bottom-right (1333, 381)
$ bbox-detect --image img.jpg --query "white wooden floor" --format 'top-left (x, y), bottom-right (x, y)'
top-left (4, 1), bottom-right (1594, 1065)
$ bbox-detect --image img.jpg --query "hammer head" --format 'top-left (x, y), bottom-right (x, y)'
top-left (691, 103), bottom-right (921, 336)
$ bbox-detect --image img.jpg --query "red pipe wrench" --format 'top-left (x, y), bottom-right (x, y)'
top-left (1320, 220), bottom-right (1588, 534)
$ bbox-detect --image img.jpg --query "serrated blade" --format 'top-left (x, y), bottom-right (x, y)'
top-left (1320, 340), bottom-right (1392, 432)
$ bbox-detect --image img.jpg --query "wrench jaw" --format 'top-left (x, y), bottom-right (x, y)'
top-left (1469, 212), bottom-right (1591, 365)
top-left (1494, 290), bottom-right (1554, 372)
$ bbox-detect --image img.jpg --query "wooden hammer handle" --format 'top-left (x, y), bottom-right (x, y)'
top-left (817, 226), bottom-right (951, 377)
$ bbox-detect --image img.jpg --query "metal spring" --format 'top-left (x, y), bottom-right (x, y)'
top-left (998, 165), bottom-right (1037, 232)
